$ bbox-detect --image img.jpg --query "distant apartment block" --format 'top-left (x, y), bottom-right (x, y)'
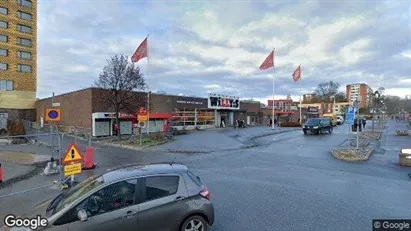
top-left (267, 99), bottom-right (293, 112)
top-left (303, 94), bottom-right (317, 103)
top-left (346, 83), bottom-right (373, 108)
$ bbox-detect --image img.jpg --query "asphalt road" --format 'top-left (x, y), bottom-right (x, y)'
top-left (1, 121), bottom-right (411, 231)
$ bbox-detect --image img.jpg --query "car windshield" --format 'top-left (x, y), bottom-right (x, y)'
top-left (51, 176), bottom-right (104, 215)
top-left (305, 119), bottom-right (321, 125)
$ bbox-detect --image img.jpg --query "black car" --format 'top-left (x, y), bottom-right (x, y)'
top-left (302, 118), bottom-right (333, 135)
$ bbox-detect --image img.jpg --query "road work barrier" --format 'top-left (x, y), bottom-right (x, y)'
top-left (0, 162), bottom-right (3, 183)
top-left (43, 157), bottom-right (59, 175)
top-left (82, 147), bottom-right (96, 170)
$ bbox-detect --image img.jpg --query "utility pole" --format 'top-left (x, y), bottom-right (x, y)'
top-left (356, 97), bottom-right (360, 149)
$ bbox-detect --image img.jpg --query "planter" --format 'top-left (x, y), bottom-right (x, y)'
top-left (399, 149), bottom-right (411, 167)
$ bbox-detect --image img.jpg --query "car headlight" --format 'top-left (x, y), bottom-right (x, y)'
top-left (313, 126), bottom-right (319, 129)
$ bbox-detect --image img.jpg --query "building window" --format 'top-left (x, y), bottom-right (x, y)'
top-left (196, 110), bottom-right (215, 126)
top-left (17, 64), bottom-right (31, 72)
top-left (0, 21), bottom-right (8, 29)
top-left (16, 37), bottom-right (31, 47)
top-left (0, 62), bottom-right (7, 70)
top-left (17, 24), bottom-right (31, 33)
top-left (0, 34), bottom-right (7, 42)
top-left (0, 48), bottom-right (7, 56)
top-left (0, 80), bottom-right (13, 91)
top-left (171, 109), bottom-right (196, 126)
top-left (17, 50), bottom-right (31, 59)
top-left (17, 11), bottom-right (32, 20)
top-left (17, 0), bottom-right (31, 8)
top-left (0, 7), bottom-right (7, 15)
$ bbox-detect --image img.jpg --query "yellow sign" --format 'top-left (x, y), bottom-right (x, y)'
top-left (138, 115), bottom-right (148, 121)
top-left (61, 143), bottom-right (83, 165)
top-left (45, 108), bottom-right (61, 122)
top-left (64, 163), bottom-right (82, 176)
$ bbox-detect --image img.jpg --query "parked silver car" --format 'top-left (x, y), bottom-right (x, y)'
top-left (10, 163), bottom-right (214, 231)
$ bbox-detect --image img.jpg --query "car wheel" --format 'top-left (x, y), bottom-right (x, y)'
top-left (181, 215), bottom-right (208, 231)
top-left (329, 127), bottom-right (333, 133)
top-left (303, 130), bottom-right (307, 135)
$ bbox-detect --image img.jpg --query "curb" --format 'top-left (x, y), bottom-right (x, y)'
top-left (0, 161), bottom-right (49, 190)
top-left (100, 140), bottom-right (169, 151)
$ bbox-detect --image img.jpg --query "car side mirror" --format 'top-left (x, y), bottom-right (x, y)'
top-left (77, 209), bottom-right (88, 221)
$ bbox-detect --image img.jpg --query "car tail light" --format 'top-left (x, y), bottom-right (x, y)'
top-left (200, 188), bottom-right (210, 200)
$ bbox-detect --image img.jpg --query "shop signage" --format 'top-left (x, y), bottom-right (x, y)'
top-left (102, 113), bottom-right (135, 119)
top-left (307, 106), bottom-right (319, 113)
top-left (138, 107), bottom-right (148, 121)
top-left (208, 94), bottom-right (240, 110)
top-left (176, 100), bottom-right (204, 105)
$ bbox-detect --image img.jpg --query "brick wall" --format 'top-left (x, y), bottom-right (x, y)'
top-left (36, 88), bottom-right (93, 129)
top-left (91, 88), bottom-right (147, 114)
top-left (240, 102), bottom-right (260, 112)
top-left (360, 85), bottom-right (367, 108)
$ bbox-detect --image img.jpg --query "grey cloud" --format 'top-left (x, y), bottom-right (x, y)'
top-left (37, 0), bottom-right (410, 101)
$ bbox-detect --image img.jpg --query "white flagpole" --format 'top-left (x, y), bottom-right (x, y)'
top-left (271, 48), bottom-right (275, 129)
top-left (299, 65), bottom-right (302, 125)
top-left (146, 34), bottom-right (150, 135)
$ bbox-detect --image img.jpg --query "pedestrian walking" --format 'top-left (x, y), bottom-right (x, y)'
top-left (362, 118), bottom-right (366, 128)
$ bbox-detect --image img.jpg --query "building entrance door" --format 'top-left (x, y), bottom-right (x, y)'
top-left (220, 112), bottom-right (229, 127)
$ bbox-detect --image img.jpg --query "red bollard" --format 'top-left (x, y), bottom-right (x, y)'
top-left (0, 163), bottom-right (3, 183)
top-left (82, 147), bottom-right (96, 170)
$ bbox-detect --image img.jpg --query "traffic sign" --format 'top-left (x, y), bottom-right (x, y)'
top-left (346, 107), bottom-right (356, 125)
top-left (138, 115), bottom-right (148, 121)
top-left (45, 108), bottom-right (61, 122)
top-left (139, 121), bottom-right (146, 128)
top-left (138, 107), bottom-right (147, 115)
top-left (61, 143), bottom-right (83, 165)
top-left (64, 163), bottom-right (82, 176)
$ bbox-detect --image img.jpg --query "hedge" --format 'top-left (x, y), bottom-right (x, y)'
top-left (280, 122), bottom-right (302, 127)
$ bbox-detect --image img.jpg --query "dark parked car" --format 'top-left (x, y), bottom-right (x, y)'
top-left (16, 163), bottom-right (214, 231)
top-left (302, 118), bottom-right (333, 135)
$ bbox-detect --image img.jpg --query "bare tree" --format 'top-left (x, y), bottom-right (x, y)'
top-left (314, 81), bottom-right (340, 102)
top-left (334, 92), bottom-right (346, 102)
top-left (384, 95), bottom-right (402, 114)
top-left (94, 54), bottom-right (146, 137)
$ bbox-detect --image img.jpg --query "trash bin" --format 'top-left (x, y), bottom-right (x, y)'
top-left (399, 149), bottom-right (411, 167)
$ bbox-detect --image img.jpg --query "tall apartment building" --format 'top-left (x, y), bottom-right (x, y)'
top-left (346, 83), bottom-right (373, 109)
top-left (0, 0), bottom-right (37, 118)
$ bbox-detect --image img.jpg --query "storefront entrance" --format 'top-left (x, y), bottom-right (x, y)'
top-left (220, 111), bottom-right (229, 127)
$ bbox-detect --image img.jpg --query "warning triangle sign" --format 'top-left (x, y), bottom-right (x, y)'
top-left (62, 143), bottom-right (83, 165)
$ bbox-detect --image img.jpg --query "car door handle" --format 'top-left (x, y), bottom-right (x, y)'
top-left (174, 196), bottom-right (185, 201)
top-left (122, 210), bottom-right (137, 218)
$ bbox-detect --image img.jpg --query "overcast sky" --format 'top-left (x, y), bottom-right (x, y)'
top-left (38, 0), bottom-right (411, 103)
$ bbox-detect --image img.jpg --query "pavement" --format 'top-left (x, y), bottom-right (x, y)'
top-left (1, 121), bottom-right (411, 230)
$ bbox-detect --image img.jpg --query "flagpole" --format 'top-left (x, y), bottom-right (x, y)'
top-left (271, 48), bottom-right (275, 129)
top-left (299, 65), bottom-right (302, 125)
top-left (146, 34), bottom-right (150, 135)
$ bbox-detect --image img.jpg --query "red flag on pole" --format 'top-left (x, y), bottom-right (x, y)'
top-left (259, 50), bottom-right (274, 70)
top-left (131, 37), bottom-right (148, 63)
top-left (292, 65), bottom-right (301, 83)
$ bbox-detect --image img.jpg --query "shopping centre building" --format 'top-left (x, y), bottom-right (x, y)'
top-left (35, 88), bottom-right (263, 136)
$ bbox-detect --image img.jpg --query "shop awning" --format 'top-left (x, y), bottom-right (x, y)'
top-left (149, 113), bottom-right (172, 119)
